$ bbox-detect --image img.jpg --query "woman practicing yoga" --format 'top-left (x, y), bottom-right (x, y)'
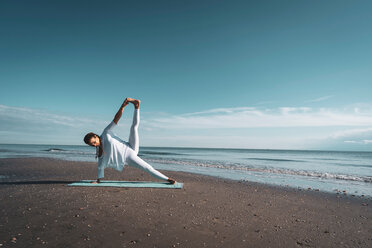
top-left (83, 98), bottom-right (176, 184)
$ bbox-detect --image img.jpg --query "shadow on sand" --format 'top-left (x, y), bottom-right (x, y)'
top-left (0, 180), bottom-right (75, 185)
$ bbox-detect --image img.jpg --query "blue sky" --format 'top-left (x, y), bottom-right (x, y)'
top-left (1, 0), bottom-right (372, 150)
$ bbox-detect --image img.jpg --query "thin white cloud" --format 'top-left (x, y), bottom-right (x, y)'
top-left (141, 134), bottom-right (310, 149)
top-left (322, 127), bottom-right (372, 148)
top-left (179, 107), bottom-right (256, 117)
top-left (148, 107), bottom-right (372, 129)
top-left (0, 104), bottom-right (117, 144)
top-left (344, 140), bottom-right (372, 145)
top-left (306, 95), bottom-right (334, 103)
top-left (0, 104), bottom-right (95, 128)
top-left (2, 104), bottom-right (372, 149)
top-left (329, 127), bottom-right (372, 139)
top-left (5, 104), bottom-right (372, 132)
top-left (344, 140), bottom-right (359, 144)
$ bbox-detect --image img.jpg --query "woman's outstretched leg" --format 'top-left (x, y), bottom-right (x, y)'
top-left (125, 148), bottom-right (171, 181)
top-left (127, 98), bottom-right (140, 155)
top-left (125, 98), bottom-right (176, 184)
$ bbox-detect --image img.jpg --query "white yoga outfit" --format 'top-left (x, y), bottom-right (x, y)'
top-left (97, 108), bottom-right (169, 181)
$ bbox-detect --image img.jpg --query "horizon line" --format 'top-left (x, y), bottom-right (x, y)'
top-left (0, 143), bottom-right (370, 153)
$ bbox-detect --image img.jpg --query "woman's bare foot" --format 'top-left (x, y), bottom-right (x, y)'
top-left (126, 97), bottom-right (141, 109)
top-left (167, 178), bottom-right (176, 184)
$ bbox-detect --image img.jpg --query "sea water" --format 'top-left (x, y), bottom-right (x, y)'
top-left (0, 144), bottom-right (371, 197)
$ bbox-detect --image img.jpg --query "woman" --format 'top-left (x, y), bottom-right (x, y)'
top-left (83, 98), bottom-right (176, 184)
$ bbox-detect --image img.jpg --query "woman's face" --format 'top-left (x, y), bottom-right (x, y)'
top-left (89, 135), bottom-right (100, 147)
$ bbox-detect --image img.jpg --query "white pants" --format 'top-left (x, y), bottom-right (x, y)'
top-left (125, 109), bottom-right (169, 181)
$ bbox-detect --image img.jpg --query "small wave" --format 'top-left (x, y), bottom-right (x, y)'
top-left (140, 151), bottom-right (183, 156)
top-left (245, 157), bottom-right (303, 162)
top-left (268, 169), bottom-right (372, 183)
top-left (147, 158), bottom-right (372, 183)
top-left (44, 148), bottom-right (66, 152)
top-left (43, 148), bottom-right (94, 155)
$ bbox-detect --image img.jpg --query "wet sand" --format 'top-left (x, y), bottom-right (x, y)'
top-left (0, 157), bottom-right (371, 247)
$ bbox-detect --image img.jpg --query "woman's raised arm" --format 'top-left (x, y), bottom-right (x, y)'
top-left (113, 98), bottom-right (129, 124)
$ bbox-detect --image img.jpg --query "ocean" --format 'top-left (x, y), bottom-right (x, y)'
top-left (0, 144), bottom-right (371, 198)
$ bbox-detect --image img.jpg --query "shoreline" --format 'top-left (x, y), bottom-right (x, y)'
top-left (1, 144), bottom-right (372, 199)
top-left (2, 156), bottom-right (370, 201)
top-left (1, 157), bottom-right (371, 247)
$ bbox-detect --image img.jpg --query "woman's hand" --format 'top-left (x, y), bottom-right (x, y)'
top-left (114, 99), bottom-right (127, 124)
top-left (122, 98), bottom-right (129, 107)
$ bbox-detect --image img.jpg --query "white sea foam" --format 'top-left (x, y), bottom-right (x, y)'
top-left (44, 148), bottom-right (94, 155)
top-left (147, 158), bottom-right (372, 183)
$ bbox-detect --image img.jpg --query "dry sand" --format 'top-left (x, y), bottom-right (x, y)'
top-left (0, 157), bottom-right (371, 247)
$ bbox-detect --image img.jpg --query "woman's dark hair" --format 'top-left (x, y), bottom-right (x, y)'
top-left (84, 132), bottom-right (102, 159)
top-left (84, 132), bottom-right (97, 145)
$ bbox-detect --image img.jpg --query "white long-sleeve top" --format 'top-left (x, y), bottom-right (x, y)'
top-left (97, 121), bottom-right (129, 179)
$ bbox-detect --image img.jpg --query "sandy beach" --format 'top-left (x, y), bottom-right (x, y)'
top-left (0, 157), bottom-right (371, 247)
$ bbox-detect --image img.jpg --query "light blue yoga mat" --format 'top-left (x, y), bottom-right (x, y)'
top-left (67, 180), bottom-right (183, 189)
